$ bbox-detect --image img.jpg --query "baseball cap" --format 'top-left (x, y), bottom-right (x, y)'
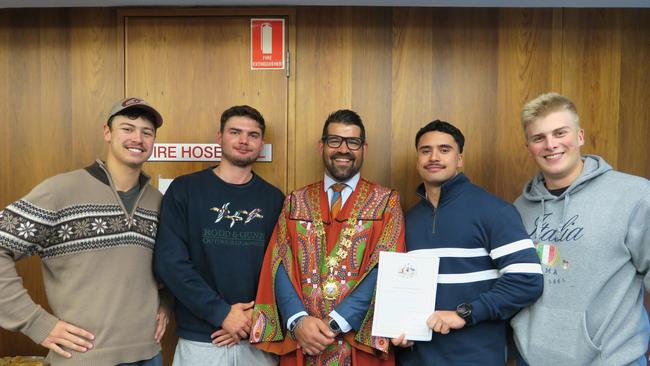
top-left (108, 97), bottom-right (163, 128)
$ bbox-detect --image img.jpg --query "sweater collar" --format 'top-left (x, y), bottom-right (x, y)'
top-left (416, 172), bottom-right (469, 207)
top-left (85, 159), bottom-right (150, 189)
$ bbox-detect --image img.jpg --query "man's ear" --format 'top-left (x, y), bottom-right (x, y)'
top-left (103, 124), bottom-right (112, 143)
top-left (577, 128), bottom-right (585, 147)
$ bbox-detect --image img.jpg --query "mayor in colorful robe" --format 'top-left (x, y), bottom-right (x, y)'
top-left (251, 109), bottom-right (405, 366)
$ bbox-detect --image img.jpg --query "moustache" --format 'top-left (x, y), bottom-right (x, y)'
top-left (425, 163), bottom-right (444, 169)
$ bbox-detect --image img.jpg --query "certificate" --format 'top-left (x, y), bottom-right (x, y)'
top-left (371, 251), bottom-right (439, 341)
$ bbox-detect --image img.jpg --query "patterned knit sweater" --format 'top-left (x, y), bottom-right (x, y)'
top-left (0, 160), bottom-right (165, 366)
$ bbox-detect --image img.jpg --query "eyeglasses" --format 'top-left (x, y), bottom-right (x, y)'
top-left (322, 135), bottom-right (365, 150)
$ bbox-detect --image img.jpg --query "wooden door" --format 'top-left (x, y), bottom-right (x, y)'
top-left (120, 9), bottom-right (293, 364)
top-left (123, 10), bottom-right (292, 192)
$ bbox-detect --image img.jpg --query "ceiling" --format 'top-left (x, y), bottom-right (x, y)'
top-left (1, 0), bottom-right (648, 8)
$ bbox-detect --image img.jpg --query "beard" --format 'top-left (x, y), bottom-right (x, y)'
top-left (221, 147), bottom-right (258, 167)
top-left (323, 152), bottom-right (363, 181)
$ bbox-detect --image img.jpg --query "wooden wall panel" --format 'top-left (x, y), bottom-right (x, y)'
top-left (390, 8), bottom-right (434, 207)
top-left (561, 9), bottom-right (622, 166)
top-left (350, 8), bottom-right (393, 187)
top-left (295, 7), bottom-right (354, 188)
top-left (69, 8), bottom-right (122, 168)
top-left (618, 10), bottom-right (650, 178)
top-left (495, 9), bottom-right (556, 202)
top-left (7, 10), bottom-right (68, 197)
top-left (0, 11), bottom-right (9, 205)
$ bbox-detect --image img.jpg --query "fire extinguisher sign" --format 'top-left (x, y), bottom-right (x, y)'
top-left (251, 19), bottom-right (285, 70)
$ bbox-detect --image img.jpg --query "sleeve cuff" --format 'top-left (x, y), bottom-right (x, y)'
top-left (329, 310), bottom-right (352, 333)
top-left (286, 311), bottom-right (308, 330)
top-left (469, 299), bottom-right (489, 325)
top-left (208, 304), bottom-right (232, 329)
top-left (22, 308), bottom-right (59, 344)
top-left (158, 287), bottom-right (175, 313)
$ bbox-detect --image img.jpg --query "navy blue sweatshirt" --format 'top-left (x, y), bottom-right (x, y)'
top-left (397, 173), bottom-right (543, 366)
top-left (154, 168), bottom-right (284, 342)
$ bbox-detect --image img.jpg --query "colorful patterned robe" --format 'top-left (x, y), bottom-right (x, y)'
top-left (251, 179), bottom-right (405, 366)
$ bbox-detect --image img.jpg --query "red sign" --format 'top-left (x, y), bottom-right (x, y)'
top-left (251, 19), bottom-right (285, 70)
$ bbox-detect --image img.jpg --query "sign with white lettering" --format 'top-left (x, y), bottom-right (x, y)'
top-left (251, 18), bottom-right (285, 70)
top-left (149, 143), bottom-right (272, 162)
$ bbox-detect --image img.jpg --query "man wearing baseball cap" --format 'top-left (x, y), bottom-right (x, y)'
top-left (0, 97), bottom-right (171, 365)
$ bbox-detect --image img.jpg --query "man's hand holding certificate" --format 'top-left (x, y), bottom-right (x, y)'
top-left (371, 251), bottom-right (439, 341)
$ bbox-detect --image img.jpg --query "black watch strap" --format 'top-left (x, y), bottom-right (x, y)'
top-left (456, 303), bottom-right (473, 325)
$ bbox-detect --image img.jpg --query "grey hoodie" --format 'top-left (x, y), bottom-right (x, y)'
top-left (512, 155), bottom-right (650, 366)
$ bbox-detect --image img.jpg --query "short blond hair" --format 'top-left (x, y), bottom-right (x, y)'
top-left (521, 92), bottom-right (580, 133)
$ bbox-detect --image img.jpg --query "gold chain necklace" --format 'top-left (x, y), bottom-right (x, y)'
top-left (309, 182), bottom-right (369, 300)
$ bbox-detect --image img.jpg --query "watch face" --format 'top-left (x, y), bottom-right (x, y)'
top-left (457, 303), bottom-right (472, 318)
top-left (329, 319), bottom-right (341, 333)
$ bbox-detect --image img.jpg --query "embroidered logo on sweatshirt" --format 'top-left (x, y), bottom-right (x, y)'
top-left (209, 202), bottom-right (264, 228)
top-left (535, 243), bottom-right (571, 285)
top-left (536, 243), bottom-right (560, 267)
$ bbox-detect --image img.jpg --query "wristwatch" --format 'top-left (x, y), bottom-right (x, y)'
top-left (327, 317), bottom-right (342, 336)
top-left (456, 303), bottom-right (473, 325)
top-left (288, 315), bottom-right (306, 339)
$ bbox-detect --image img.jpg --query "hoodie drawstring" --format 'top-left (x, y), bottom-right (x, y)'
top-left (534, 198), bottom-right (545, 243)
top-left (536, 192), bottom-right (572, 243)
